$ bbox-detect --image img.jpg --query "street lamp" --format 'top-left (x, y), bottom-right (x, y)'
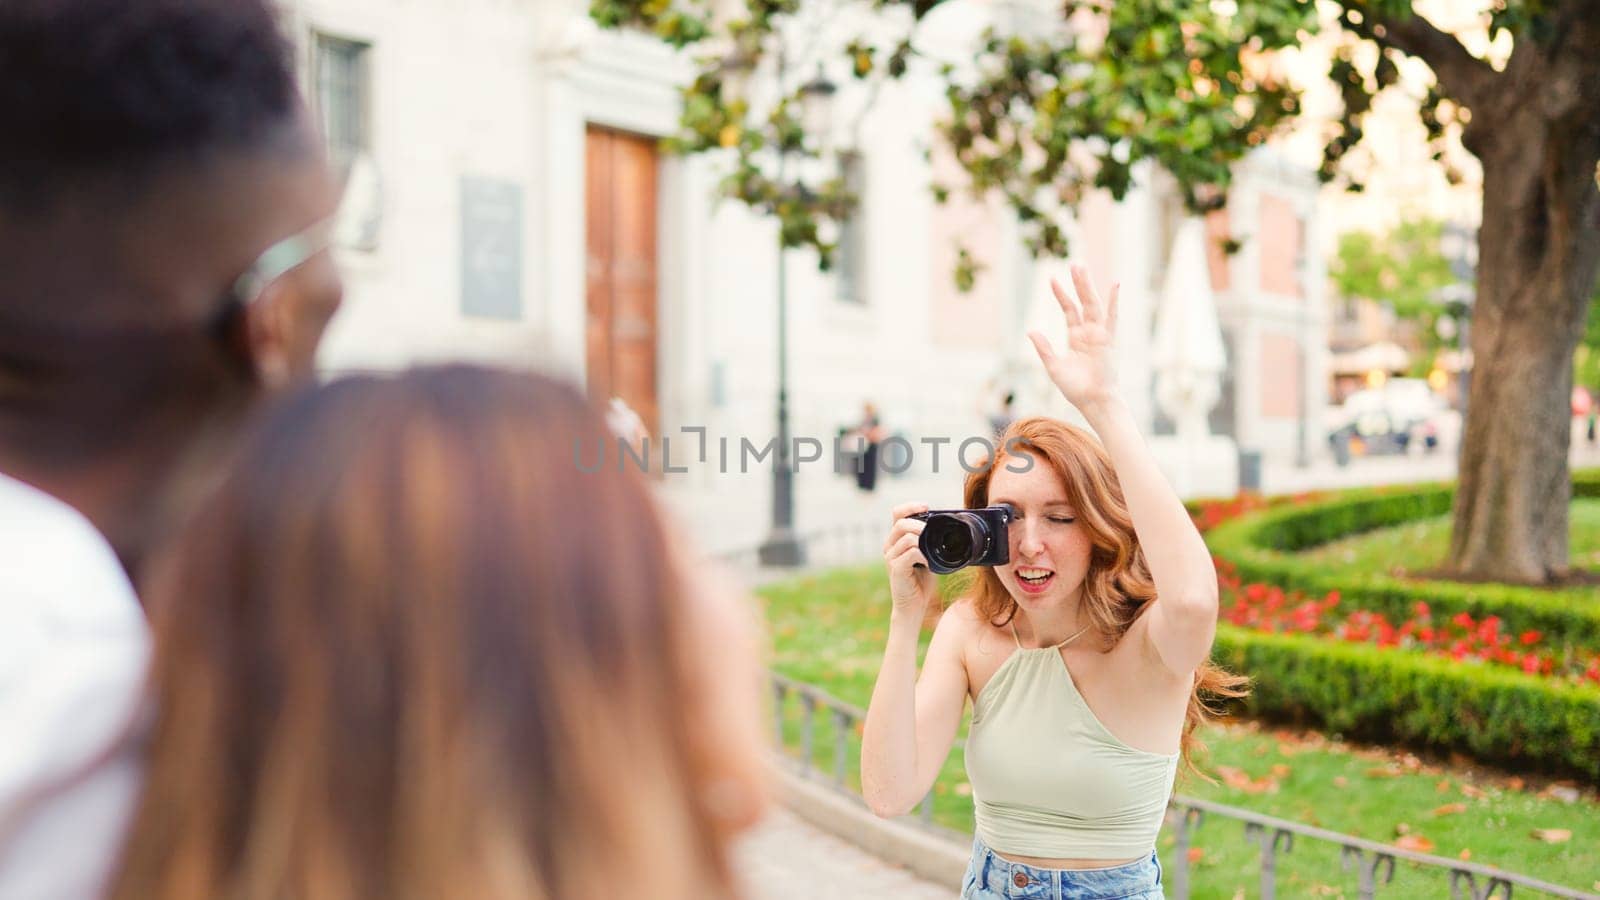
top-left (757, 53), bottom-right (836, 568)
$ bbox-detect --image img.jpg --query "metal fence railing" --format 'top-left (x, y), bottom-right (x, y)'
top-left (769, 670), bottom-right (1595, 900)
top-left (733, 524), bottom-right (1598, 900)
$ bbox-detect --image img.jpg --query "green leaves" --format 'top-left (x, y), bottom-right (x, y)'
top-left (590, 0), bottom-right (1553, 286)
top-left (588, 0), bottom-right (709, 48)
top-left (931, 0), bottom-right (1316, 261)
top-left (1331, 216), bottom-right (1461, 369)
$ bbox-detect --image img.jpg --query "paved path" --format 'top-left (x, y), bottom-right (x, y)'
top-left (733, 808), bottom-right (956, 899)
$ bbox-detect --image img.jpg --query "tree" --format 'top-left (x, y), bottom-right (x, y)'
top-left (595, 0), bottom-right (1600, 584)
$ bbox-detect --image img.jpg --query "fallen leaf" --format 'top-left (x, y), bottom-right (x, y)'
top-left (1366, 766), bottom-right (1403, 779)
top-left (1333, 776), bottom-right (1349, 788)
top-left (1530, 829), bottom-right (1572, 844)
top-left (1215, 765), bottom-right (1276, 794)
top-left (1270, 764), bottom-right (1292, 778)
top-left (1401, 754), bottom-right (1423, 771)
top-left (1217, 766), bottom-right (1253, 790)
top-left (1460, 783), bottom-right (1487, 799)
top-left (1459, 849), bottom-right (1472, 861)
top-left (1394, 822), bottom-right (1412, 835)
top-left (1395, 834), bottom-right (1436, 853)
top-left (1507, 776), bottom-right (1525, 791)
top-left (1187, 847), bottom-right (1204, 863)
top-left (1431, 803), bottom-right (1468, 817)
top-left (1435, 779), bottom-right (1452, 793)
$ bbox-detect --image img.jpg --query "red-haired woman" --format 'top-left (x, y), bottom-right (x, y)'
top-left (861, 265), bottom-right (1247, 900)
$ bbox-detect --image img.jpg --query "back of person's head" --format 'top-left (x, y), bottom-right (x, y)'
top-left (0, 0), bottom-right (342, 476)
top-left (112, 366), bottom-right (766, 900)
top-left (962, 416), bottom-right (1247, 777)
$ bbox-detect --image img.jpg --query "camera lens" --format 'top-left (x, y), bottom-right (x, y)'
top-left (920, 512), bottom-right (990, 574)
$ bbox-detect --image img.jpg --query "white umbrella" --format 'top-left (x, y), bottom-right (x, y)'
top-left (1151, 217), bottom-right (1228, 438)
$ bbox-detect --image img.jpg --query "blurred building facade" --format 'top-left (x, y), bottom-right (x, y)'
top-left (279, 0), bottom-right (1329, 538)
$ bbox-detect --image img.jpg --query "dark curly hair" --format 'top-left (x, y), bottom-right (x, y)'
top-left (0, 0), bottom-right (300, 211)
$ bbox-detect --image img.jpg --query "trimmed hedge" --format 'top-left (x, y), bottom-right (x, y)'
top-left (1204, 470), bottom-right (1600, 652)
top-left (1213, 625), bottom-right (1600, 783)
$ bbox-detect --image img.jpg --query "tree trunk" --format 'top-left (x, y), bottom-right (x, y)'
top-left (1447, 65), bottom-right (1600, 583)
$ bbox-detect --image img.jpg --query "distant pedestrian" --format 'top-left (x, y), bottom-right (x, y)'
top-left (853, 401), bottom-right (887, 492)
top-left (989, 390), bottom-right (1017, 440)
top-left (979, 380), bottom-right (1017, 439)
top-left (607, 395), bottom-right (649, 445)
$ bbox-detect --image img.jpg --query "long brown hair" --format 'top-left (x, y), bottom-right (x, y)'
top-left (962, 416), bottom-right (1248, 778)
top-left (111, 366), bottom-right (760, 900)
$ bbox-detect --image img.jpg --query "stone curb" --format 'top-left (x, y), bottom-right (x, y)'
top-left (771, 762), bottom-right (970, 888)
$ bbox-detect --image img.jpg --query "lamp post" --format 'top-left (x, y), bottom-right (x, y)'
top-left (755, 52), bottom-right (836, 568)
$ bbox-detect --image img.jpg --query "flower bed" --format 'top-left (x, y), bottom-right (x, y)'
top-left (1195, 470), bottom-right (1600, 782)
top-left (1198, 471), bottom-right (1600, 653)
top-left (1217, 561), bottom-right (1600, 685)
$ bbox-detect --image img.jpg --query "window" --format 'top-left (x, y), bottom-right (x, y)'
top-left (835, 151), bottom-right (867, 304)
top-left (312, 33), bottom-right (371, 180)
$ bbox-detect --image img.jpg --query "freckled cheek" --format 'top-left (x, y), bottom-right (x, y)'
top-left (1056, 530), bottom-right (1094, 579)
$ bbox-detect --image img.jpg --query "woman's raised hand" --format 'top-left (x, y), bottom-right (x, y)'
top-left (883, 502), bottom-right (936, 616)
top-left (1027, 263), bottom-right (1120, 410)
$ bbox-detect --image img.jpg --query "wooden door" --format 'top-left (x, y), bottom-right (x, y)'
top-left (584, 126), bottom-right (659, 435)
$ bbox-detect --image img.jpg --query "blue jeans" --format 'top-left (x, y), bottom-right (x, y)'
top-left (961, 835), bottom-right (1164, 899)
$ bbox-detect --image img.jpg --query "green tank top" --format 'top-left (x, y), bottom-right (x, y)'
top-left (964, 624), bottom-right (1179, 859)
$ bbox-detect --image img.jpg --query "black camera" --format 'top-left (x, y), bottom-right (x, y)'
top-left (911, 504), bottom-right (1016, 574)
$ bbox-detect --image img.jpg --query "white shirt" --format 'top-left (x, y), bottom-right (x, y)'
top-left (0, 472), bottom-right (149, 900)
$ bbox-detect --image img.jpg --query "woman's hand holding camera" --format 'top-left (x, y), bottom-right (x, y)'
top-left (883, 502), bottom-right (936, 617)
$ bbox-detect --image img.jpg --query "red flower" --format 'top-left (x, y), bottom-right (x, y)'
top-left (1451, 612), bottom-right (1475, 630)
top-left (1519, 630), bottom-right (1542, 646)
top-left (1413, 601), bottom-right (1431, 618)
top-left (1522, 655), bottom-right (1540, 674)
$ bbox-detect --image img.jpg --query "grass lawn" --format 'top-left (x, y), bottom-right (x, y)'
top-left (1297, 500), bottom-right (1600, 577)
top-left (758, 564), bottom-right (1600, 898)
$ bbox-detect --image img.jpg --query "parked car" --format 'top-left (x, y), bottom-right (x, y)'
top-left (1327, 378), bottom-right (1448, 464)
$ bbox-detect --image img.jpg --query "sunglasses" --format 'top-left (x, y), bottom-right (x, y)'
top-left (209, 217), bottom-right (335, 339)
